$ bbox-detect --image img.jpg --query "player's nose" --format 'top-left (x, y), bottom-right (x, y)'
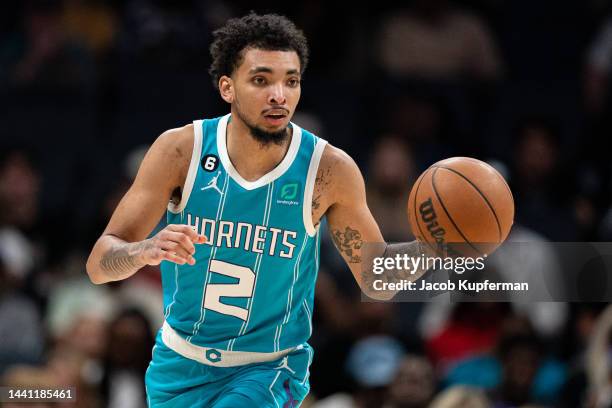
top-left (268, 84), bottom-right (286, 105)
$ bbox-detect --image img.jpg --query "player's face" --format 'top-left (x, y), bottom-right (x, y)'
top-left (223, 48), bottom-right (301, 142)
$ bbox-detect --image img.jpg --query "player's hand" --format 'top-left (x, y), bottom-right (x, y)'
top-left (139, 224), bottom-right (207, 266)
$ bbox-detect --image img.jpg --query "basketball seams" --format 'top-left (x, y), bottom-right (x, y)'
top-left (432, 165), bottom-right (502, 242)
top-left (411, 171), bottom-right (439, 255)
top-left (462, 157), bottom-right (515, 208)
top-left (482, 165), bottom-right (513, 240)
top-left (431, 167), bottom-right (483, 255)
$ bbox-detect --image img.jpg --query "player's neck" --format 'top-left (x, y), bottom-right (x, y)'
top-left (226, 118), bottom-right (292, 182)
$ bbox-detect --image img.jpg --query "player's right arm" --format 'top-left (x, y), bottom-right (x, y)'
top-left (86, 125), bottom-right (206, 284)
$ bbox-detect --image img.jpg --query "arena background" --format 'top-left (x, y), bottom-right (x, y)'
top-left (2, 1), bottom-right (612, 407)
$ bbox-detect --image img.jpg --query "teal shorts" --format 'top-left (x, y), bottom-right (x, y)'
top-left (145, 332), bottom-right (313, 407)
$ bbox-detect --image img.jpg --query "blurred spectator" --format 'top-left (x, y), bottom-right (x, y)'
top-left (313, 270), bottom-right (358, 334)
top-left (101, 308), bottom-right (153, 408)
top-left (0, 149), bottom-right (40, 231)
top-left (310, 268), bottom-right (399, 400)
top-left (377, 0), bottom-right (503, 81)
top-left (46, 277), bottom-right (115, 358)
top-left (0, 256), bottom-right (44, 375)
top-left (344, 336), bottom-right (405, 406)
top-left (46, 345), bottom-right (103, 407)
top-left (385, 354), bottom-right (436, 408)
top-left (0, 150), bottom-right (39, 282)
top-left (115, 274), bottom-right (163, 333)
top-left (429, 386), bottom-right (490, 408)
top-left (0, 148), bottom-right (41, 285)
top-left (0, 227), bottom-right (36, 282)
top-left (0, 148), bottom-right (45, 374)
top-left (586, 304), bottom-right (612, 407)
top-left (559, 304), bottom-right (608, 408)
top-left (312, 335), bottom-right (405, 408)
top-left (510, 116), bottom-right (579, 240)
top-left (80, 145), bottom-right (145, 251)
top-left (366, 136), bottom-right (416, 242)
top-left (443, 317), bottom-right (566, 406)
top-left (423, 303), bottom-right (510, 371)
top-left (488, 333), bottom-right (544, 407)
top-left (485, 224), bottom-right (568, 337)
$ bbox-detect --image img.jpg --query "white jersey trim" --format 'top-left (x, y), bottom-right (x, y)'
top-left (168, 120), bottom-right (204, 214)
top-left (162, 320), bottom-right (294, 367)
top-left (303, 139), bottom-right (328, 236)
top-left (217, 113), bottom-right (302, 190)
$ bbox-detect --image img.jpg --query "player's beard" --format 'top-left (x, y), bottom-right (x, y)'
top-left (248, 123), bottom-right (288, 146)
top-left (234, 100), bottom-right (289, 147)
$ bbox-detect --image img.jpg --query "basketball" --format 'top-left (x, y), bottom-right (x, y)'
top-left (407, 157), bottom-right (514, 257)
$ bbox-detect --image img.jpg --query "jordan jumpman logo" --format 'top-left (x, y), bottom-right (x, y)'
top-left (201, 170), bottom-right (223, 195)
top-left (274, 356), bottom-right (296, 375)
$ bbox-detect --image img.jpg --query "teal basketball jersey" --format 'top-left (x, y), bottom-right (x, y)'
top-left (161, 114), bottom-right (327, 353)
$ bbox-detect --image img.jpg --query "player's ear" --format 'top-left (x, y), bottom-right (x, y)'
top-left (219, 76), bottom-right (234, 103)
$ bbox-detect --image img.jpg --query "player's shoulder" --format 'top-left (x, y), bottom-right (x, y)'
top-left (319, 143), bottom-right (361, 178)
top-left (317, 143), bottom-right (364, 202)
top-left (145, 123), bottom-right (195, 167)
top-left (156, 123), bottom-right (194, 154)
top-left (140, 124), bottom-right (195, 185)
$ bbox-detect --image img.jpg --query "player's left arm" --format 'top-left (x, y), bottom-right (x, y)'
top-left (316, 145), bottom-right (430, 300)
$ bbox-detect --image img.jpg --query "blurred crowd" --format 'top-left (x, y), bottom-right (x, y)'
top-left (3, 0), bottom-right (612, 407)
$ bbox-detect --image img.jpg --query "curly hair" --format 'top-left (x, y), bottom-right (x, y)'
top-left (209, 13), bottom-right (309, 89)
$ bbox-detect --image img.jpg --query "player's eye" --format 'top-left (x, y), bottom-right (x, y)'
top-left (287, 78), bottom-right (300, 87)
top-left (252, 76), bottom-right (266, 85)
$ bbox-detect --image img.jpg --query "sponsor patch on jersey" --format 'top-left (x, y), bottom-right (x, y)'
top-left (276, 181), bottom-right (301, 206)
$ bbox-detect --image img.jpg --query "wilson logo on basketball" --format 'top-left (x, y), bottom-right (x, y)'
top-left (419, 198), bottom-right (446, 246)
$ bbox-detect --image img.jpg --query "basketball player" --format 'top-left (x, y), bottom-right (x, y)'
top-left (86, 13), bottom-right (428, 407)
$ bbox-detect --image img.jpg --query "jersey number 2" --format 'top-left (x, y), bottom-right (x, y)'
top-left (203, 260), bottom-right (255, 321)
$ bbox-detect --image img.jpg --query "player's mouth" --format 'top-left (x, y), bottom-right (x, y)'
top-left (262, 109), bottom-right (289, 126)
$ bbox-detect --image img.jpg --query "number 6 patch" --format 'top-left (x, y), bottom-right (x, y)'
top-left (201, 154), bottom-right (220, 172)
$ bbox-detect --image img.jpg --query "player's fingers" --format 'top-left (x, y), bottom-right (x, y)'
top-left (160, 241), bottom-right (193, 261)
top-left (162, 231), bottom-right (196, 254)
top-left (196, 235), bottom-right (207, 244)
top-left (160, 250), bottom-right (190, 265)
top-left (167, 224), bottom-right (201, 243)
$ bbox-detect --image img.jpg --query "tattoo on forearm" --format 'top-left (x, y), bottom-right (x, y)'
top-left (331, 226), bottom-right (363, 263)
top-left (99, 240), bottom-right (150, 277)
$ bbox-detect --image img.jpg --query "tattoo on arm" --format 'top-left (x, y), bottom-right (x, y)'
top-left (312, 166), bottom-right (332, 214)
top-left (315, 166), bottom-right (332, 189)
top-left (99, 240), bottom-right (151, 278)
top-left (331, 226), bottom-right (363, 263)
top-left (312, 194), bottom-right (321, 210)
